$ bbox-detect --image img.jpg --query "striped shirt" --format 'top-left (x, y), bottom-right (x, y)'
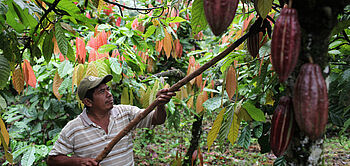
top-left (49, 105), bottom-right (154, 166)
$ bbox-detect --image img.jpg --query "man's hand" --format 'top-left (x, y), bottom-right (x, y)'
top-left (156, 88), bottom-right (176, 105)
top-left (74, 158), bottom-right (100, 166)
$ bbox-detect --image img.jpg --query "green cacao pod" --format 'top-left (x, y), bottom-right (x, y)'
top-left (270, 96), bottom-right (294, 157)
top-left (203, 0), bottom-right (239, 36)
top-left (270, 6), bottom-right (301, 82)
top-left (293, 63), bottom-right (328, 140)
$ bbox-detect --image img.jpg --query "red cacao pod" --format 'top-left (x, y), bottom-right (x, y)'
top-left (270, 96), bottom-right (295, 157)
top-left (203, 0), bottom-right (239, 36)
top-left (293, 63), bottom-right (329, 140)
top-left (270, 7), bottom-right (301, 82)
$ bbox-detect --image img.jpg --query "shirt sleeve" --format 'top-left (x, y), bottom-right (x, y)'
top-left (124, 105), bottom-right (155, 129)
top-left (49, 122), bottom-right (74, 156)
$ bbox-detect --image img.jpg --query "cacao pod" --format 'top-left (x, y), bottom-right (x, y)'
top-left (203, 0), bottom-right (239, 36)
top-left (247, 32), bottom-right (267, 58)
top-left (270, 96), bottom-right (294, 157)
top-left (270, 7), bottom-right (301, 82)
top-left (293, 63), bottom-right (328, 140)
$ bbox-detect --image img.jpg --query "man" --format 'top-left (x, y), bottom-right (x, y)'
top-left (47, 74), bottom-right (175, 166)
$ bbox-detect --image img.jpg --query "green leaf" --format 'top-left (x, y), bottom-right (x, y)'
top-left (115, 36), bottom-right (127, 45)
top-left (0, 56), bottom-right (10, 89)
top-left (143, 25), bottom-right (157, 39)
top-left (43, 31), bottom-right (54, 63)
top-left (66, 43), bottom-right (75, 62)
top-left (328, 50), bottom-right (341, 55)
top-left (274, 156), bottom-right (287, 166)
top-left (5, 0), bottom-right (25, 32)
top-left (167, 17), bottom-right (187, 23)
top-left (331, 20), bottom-right (350, 36)
top-left (109, 58), bottom-right (122, 75)
top-left (98, 44), bottom-right (117, 54)
top-left (191, 0), bottom-right (208, 35)
top-left (21, 145), bottom-right (35, 166)
top-left (242, 101), bottom-right (266, 122)
top-left (255, 0), bottom-right (273, 19)
top-left (58, 60), bottom-right (73, 78)
top-left (253, 124), bottom-right (263, 138)
top-left (11, 1), bottom-right (37, 30)
top-left (58, 76), bottom-right (71, 94)
top-left (55, 23), bottom-right (68, 56)
top-left (0, 95), bottom-right (6, 109)
top-left (202, 97), bottom-right (224, 111)
top-left (237, 125), bottom-right (251, 149)
top-left (207, 107), bottom-right (226, 150)
top-left (342, 68), bottom-right (350, 81)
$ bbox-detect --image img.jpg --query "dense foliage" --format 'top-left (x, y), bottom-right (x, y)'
top-left (0, 0), bottom-right (349, 165)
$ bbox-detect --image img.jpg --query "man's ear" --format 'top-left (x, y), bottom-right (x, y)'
top-left (82, 98), bottom-right (93, 107)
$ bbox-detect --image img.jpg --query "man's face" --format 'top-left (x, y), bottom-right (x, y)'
top-left (90, 83), bottom-right (114, 111)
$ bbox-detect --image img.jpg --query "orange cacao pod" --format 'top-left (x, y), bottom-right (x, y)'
top-left (293, 63), bottom-right (329, 140)
top-left (271, 7), bottom-right (301, 82)
top-left (270, 96), bottom-right (295, 157)
top-left (203, 0), bottom-right (239, 36)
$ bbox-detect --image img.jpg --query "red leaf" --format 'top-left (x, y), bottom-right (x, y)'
top-left (195, 63), bottom-right (202, 89)
top-left (198, 148), bottom-right (204, 166)
top-left (174, 39), bottom-right (183, 58)
top-left (76, 37), bottom-right (86, 64)
top-left (97, 30), bottom-right (108, 49)
top-left (88, 49), bottom-right (97, 62)
top-left (22, 60), bottom-right (37, 88)
top-left (116, 17), bottom-right (121, 27)
top-left (191, 149), bottom-right (198, 166)
top-left (59, 53), bottom-right (67, 62)
top-left (87, 36), bottom-right (98, 50)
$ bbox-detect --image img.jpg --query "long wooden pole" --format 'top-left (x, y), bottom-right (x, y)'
top-left (95, 31), bottom-right (251, 163)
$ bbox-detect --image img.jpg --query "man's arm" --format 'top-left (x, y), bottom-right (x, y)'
top-left (152, 89), bottom-right (176, 125)
top-left (47, 155), bottom-right (100, 166)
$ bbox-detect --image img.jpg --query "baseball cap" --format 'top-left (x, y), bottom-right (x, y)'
top-left (77, 74), bottom-right (113, 100)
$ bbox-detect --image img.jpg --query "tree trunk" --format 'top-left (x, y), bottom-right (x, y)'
top-left (183, 115), bottom-right (203, 166)
top-left (285, 0), bottom-right (349, 165)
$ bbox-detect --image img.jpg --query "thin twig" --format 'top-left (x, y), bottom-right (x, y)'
top-left (103, 0), bottom-right (164, 11)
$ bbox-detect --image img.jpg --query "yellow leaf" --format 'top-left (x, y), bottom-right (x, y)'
top-left (142, 86), bottom-right (152, 108)
top-left (265, 91), bottom-right (275, 106)
top-left (207, 107), bottom-right (226, 151)
top-left (85, 62), bottom-right (98, 78)
top-left (72, 65), bottom-right (78, 92)
top-left (121, 87), bottom-right (129, 104)
top-left (97, 0), bottom-right (104, 13)
top-left (149, 80), bottom-right (160, 106)
top-left (181, 86), bottom-right (188, 99)
top-left (12, 66), bottom-right (24, 94)
top-left (0, 118), bottom-right (9, 146)
top-left (95, 60), bottom-right (110, 77)
top-left (187, 96), bottom-right (194, 109)
top-left (163, 28), bottom-right (173, 59)
top-left (227, 112), bottom-right (241, 145)
top-left (0, 124), bottom-right (12, 163)
top-left (76, 64), bottom-right (86, 87)
top-left (164, 83), bottom-right (170, 89)
top-left (226, 66), bottom-right (236, 100)
top-left (53, 72), bottom-right (63, 100)
top-left (129, 88), bottom-right (134, 105)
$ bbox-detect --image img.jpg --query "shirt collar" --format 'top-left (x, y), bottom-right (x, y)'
top-left (80, 107), bottom-right (117, 127)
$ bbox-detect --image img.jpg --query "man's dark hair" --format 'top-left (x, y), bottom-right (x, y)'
top-left (85, 87), bottom-right (96, 101)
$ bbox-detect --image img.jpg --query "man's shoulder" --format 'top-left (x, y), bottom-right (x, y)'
top-left (61, 115), bottom-right (84, 133)
top-left (111, 105), bottom-right (142, 116)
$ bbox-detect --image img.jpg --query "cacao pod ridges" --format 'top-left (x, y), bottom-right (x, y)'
top-left (270, 96), bottom-right (295, 157)
top-left (293, 63), bottom-right (329, 140)
top-left (203, 0), bottom-right (239, 36)
top-left (270, 7), bottom-right (301, 82)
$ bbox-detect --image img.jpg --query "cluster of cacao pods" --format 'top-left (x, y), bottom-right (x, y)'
top-left (270, 96), bottom-right (295, 157)
top-left (270, 6), bottom-right (301, 82)
top-left (203, 0), bottom-right (239, 36)
top-left (269, 5), bottom-right (329, 157)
